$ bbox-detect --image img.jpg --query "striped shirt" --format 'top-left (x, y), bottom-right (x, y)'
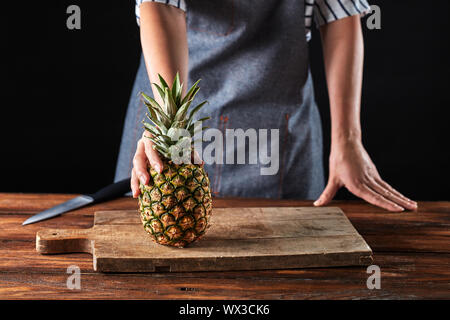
top-left (135, 0), bottom-right (371, 41)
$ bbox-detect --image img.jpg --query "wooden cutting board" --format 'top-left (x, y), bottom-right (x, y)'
top-left (36, 207), bottom-right (373, 272)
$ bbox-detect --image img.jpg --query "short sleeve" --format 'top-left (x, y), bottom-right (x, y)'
top-left (314, 0), bottom-right (371, 27)
top-left (135, 0), bottom-right (187, 26)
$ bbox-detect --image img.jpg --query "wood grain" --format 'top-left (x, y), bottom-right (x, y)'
top-left (0, 193), bottom-right (449, 299)
top-left (35, 208), bottom-right (373, 272)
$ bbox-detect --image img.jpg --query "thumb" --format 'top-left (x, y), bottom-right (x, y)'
top-left (192, 149), bottom-right (204, 166)
top-left (314, 180), bottom-right (339, 206)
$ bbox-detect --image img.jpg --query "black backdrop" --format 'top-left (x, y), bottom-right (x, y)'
top-left (2, 1), bottom-right (449, 200)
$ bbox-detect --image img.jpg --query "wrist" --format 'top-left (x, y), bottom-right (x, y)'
top-left (331, 129), bottom-right (362, 151)
top-left (332, 129), bottom-right (361, 142)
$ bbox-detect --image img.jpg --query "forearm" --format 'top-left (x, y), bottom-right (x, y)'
top-left (140, 2), bottom-right (188, 103)
top-left (320, 16), bottom-right (364, 147)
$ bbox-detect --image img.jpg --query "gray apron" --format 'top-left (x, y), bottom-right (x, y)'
top-left (115, 0), bottom-right (325, 199)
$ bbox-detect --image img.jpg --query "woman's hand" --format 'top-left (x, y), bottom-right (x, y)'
top-left (318, 17), bottom-right (417, 212)
top-left (130, 132), bottom-right (203, 198)
top-left (131, 132), bottom-right (164, 198)
top-left (314, 140), bottom-right (418, 212)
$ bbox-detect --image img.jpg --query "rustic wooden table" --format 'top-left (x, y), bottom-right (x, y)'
top-left (0, 193), bottom-right (449, 299)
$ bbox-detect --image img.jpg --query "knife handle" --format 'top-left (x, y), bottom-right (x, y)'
top-left (90, 178), bottom-right (131, 203)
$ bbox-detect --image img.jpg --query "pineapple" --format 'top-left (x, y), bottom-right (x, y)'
top-left (138, 73), bottom-right (212, 248)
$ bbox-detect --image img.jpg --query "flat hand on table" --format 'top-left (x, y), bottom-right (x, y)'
top-left (314, 140), bottom-right (418, 212)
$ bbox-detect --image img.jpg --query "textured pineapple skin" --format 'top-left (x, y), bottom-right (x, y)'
top-left (138, 159), bottom-right (212, 248)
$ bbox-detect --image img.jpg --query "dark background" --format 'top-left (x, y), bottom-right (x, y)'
top-left (2, 1), bottom-right (449, 200)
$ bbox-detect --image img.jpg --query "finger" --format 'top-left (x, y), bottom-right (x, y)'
top-left (374, 177), bottom-right (418, 209)
top-left (350, 183), bottom-right (404, 212)
top-left (192, 149), bottom-right (204, 165)
top-left (133, 139), bottom-right (150, 185)
top-left (131, 168), bottom-right (140, 198)
top-left (369, 179), bottom-right (417, 211)
top-left (142, 134), bottom-right (163, 173)
top-left (314, 180), bottom-right (340, 206)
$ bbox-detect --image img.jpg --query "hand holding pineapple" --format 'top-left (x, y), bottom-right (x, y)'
top-left (131, 131), bottom-right (164, 196)
top-left (132, 131), bottom-right (203, 198)
top-left (132, 73), bottom-right (212, 248)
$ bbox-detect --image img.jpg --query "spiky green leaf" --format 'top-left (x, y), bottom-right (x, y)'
top-left (143, 101), bottom-right (171, 127)
top-left (147, 137), bottom-right (167, 149)
top-left (152, 83), bottom-right (166, 102)
top-left (153, 145), bottom-right (170, 158)
top-left (173, 99), bottom-right (192, 123)
top-left (142, 121), bottom-right (159, 136)
top-left (168, 87), bottom-right (178, 114)
top-left (171, 72), bottom-right (182, 105)
top-left (196, 116), bottom-right (211, 122)
top-left (163, 87), bottom-right (171, 117)
top-left (187, 101), bottom-right (208, 126)
top-left (157, 73), bottom-right (170, 90)
top-left (181, 79), bottom-right (201, 105)
top-left (147, 115), bottom-right (168, 135)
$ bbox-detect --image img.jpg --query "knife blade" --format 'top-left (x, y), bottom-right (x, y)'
top-left (22, 178), bottom-right (131, 225)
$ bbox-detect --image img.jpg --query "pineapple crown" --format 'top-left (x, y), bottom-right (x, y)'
top-left (140, 72), bottom-right (209, 160)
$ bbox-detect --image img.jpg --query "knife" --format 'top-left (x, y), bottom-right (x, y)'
top-left (22, 178), bottom-right (131, 225)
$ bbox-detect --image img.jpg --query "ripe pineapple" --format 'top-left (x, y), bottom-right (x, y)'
top-left (138, 73), bottom-right (212, 248)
